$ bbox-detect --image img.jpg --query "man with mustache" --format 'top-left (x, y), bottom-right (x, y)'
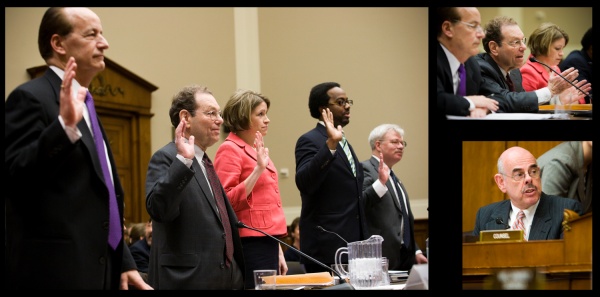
top-left (472, 146), bottom-right (583, 240)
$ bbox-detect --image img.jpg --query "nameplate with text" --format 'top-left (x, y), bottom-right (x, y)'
top-left (479, 230), bottom-right (524, 242)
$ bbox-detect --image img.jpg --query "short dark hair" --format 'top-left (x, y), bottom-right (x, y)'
top-left (581, 27), bottom-right (592, 51)
top-left (168, 84), bottom-right (212, 128)
top-left (435, 7), bottom-right (460, 38)
top-left (308, 82), bottom-right (340, 119)
top-left (482, 16), bottom-right (518, 54)
top-left (38, 7), bottom-right (72, 61)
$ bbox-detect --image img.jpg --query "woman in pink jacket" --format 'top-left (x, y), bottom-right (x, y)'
top-left (214, 89), bottom-right (288, 289)
top-left (521, 22), bottom-right (589, 105)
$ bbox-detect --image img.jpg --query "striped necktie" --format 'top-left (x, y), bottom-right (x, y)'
top-left (513, 210), bottom-right (526, 240)
top-left (341, 134), bottom-right (356, 176)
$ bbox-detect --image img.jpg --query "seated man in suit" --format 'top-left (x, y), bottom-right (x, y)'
top-left (473, 146), bottom-right (583, 240)
top-left (130, 219), bottom-right (152, 283)
top-left (475, 16), bottom-right (582, 113)
top-left (435, 7), bottom-right (500, 118)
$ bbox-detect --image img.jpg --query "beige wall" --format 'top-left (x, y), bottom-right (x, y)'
top-left (5, 7), bottom-right (429, 224)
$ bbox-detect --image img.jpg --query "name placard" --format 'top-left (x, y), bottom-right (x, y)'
top-left (479, 230), bottom-right (524, 242)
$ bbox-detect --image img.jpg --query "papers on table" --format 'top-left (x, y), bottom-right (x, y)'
top-left (447, 113), bottom-right (557, 120)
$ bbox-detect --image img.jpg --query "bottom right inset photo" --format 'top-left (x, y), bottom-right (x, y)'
top-left (461, 141), bottom-right (592, 290)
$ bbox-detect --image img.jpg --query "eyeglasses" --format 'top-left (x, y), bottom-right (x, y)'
top-left (379, 139), bottom-right (407, 147)
top-left (503, 37), bottom-right (527, 48)
top-left (455, 20), bottom-right (485, 34)
top-left (202, 110), bottom-right (222, 121)
top-left (501, 166), bottom-right (541, 181)
top-left (328, 99), bottom-right (353, 107)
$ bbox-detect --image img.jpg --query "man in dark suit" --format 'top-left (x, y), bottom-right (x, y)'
top-left (435, 7), bottom-right (499, 118)
top-left (5, 7), bottom-right (150, 290)
top-left (559, 27), bottom-right (592, 103)
top-left (130, 219), bottom-right (152, 283)
top-left (361, 124), bottom-right (427, 271)
top-left (145, 85), bottom-right (245, 289)
top-left (475, 16), bottom-right (580, 112)
top-left (472, 146), bottom-right (583, 240)
top-left (294, 82), bottom-right (368, 273)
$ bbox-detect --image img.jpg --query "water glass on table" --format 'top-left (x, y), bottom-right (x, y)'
top-left (254, 269), bottom-right (277, 290)
top-left (381, 257), bottom-right (390, 286)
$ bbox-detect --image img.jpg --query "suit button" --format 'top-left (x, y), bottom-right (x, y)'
top-left (222, 233), bottom-right (226, 239)
top-left (99, 256), bottom-right (106, 265)
top-left (103, 221), bottom-right (110, 230)
top-left (220, 262), bottom-right (226, 269)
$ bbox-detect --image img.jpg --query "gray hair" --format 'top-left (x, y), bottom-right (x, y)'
top-left (367, 124), bottom-right (404, 150)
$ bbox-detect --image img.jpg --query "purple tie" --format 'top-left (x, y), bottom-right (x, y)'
top-left (85, 91), bottom-right (121, 250)
top-left (202, 153), bottom-right (234, 267)
top-left (457, 64), bottom-right (466, 96)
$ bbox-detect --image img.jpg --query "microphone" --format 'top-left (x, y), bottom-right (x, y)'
top-left (236, 221), bottom-right (354, 290)
top-left (317, 225), bottom-right (348, 244)
top-left (529, 56), bottom-right (592, 100)
top-left (495, 217), bottom-right (510, 229)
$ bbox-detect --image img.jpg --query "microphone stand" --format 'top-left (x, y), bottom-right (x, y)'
top-left (236, 221), bottom-right (354, 290)
top-left (529, 57), bottom-right (592, 117)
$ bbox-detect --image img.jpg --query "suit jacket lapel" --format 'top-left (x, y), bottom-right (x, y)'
top-left (192, 158), bottom-right (220, 218)
top-left (488, 201), bottom-right (511, 230)
top-left (529, 196), bottom-right (552, 240)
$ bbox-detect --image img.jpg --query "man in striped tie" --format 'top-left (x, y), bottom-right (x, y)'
top-left (472, 146), bottom-right (583, 240)
top-left (294, 82), bottom-right (368, 273)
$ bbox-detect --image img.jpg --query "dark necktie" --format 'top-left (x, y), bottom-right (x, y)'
top-left (390, 171), bottom-right (410, 247)
top-left (85, 91), bottom-right (121, 250)
top-left (202, 153), bottom-right (234, 266)
top-left (506, 73), bottom-right (515, 92)
top-left (457, 63), bottom-right (466, 96)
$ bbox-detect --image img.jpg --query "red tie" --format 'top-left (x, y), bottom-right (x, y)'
top-left (506, 73), bottom-right (516, 92)
top-left (202, 153), bottom-right (234, 266)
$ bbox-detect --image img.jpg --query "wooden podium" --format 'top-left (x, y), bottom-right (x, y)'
top-left (463, 213), bottom-right (592, 290)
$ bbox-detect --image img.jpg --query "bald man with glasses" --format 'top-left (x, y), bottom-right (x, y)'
top-left (474, 16), bottom-right (581, 113)
top-left (472, 146), bottom-right (582, 241)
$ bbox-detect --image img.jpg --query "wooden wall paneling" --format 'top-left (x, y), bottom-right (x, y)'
top-left (462, 141), bottom-right (507, 232)
top-left (413, 218), bottom-right (429, 254)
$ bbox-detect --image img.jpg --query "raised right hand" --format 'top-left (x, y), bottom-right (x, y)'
top-left (175, 119), bottom-right (195, 159)
top-left (60, 57), bottom-right (86, 128)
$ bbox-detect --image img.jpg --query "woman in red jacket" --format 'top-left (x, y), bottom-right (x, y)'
top-left (214, 89), bottom-right (288, 289)
top-left (520, 22), bottom-right (590, 105)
